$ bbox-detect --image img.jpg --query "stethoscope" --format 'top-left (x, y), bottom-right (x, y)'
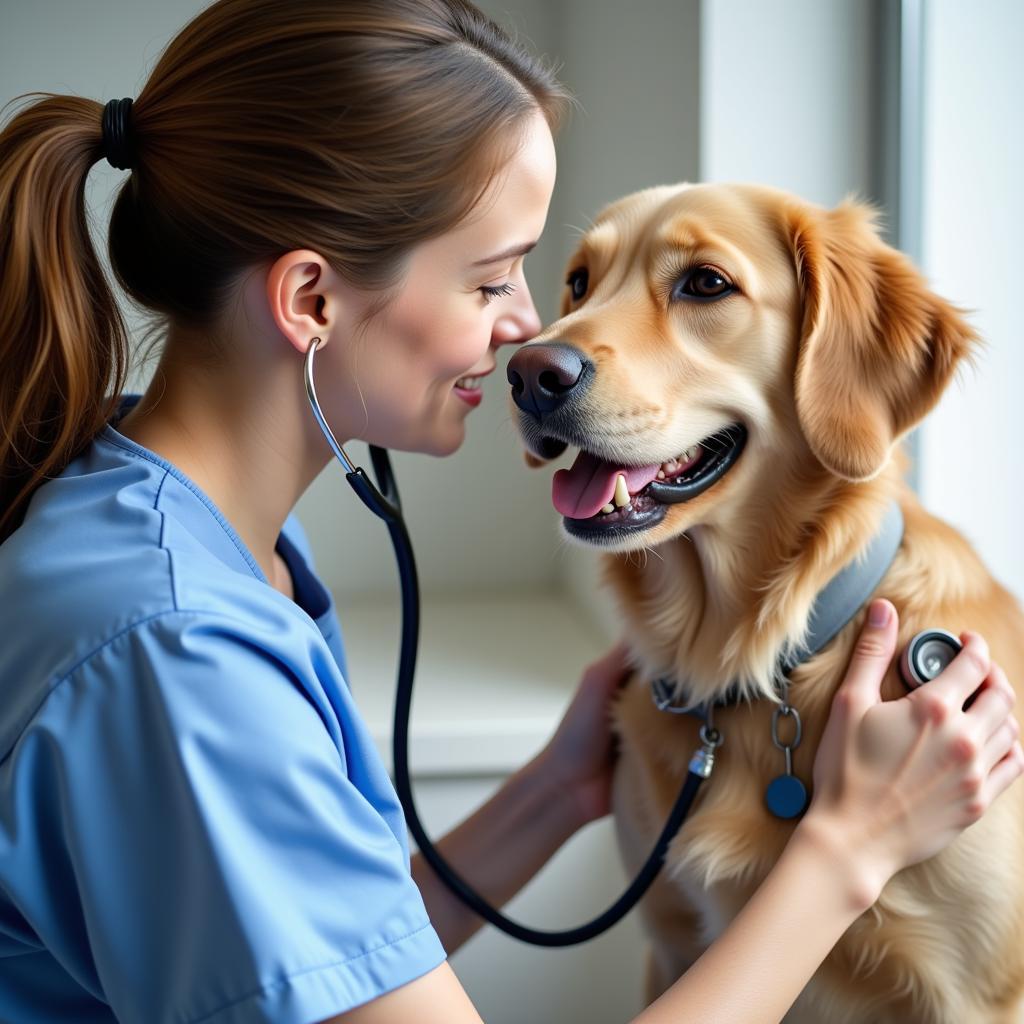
top-left (302, 336), bottom-right (964, 947)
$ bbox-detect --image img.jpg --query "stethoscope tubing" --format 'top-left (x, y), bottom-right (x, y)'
top-left (378, 449), bottom-right (706, 946)
top-left (303, 337), bottom-right (706, 946)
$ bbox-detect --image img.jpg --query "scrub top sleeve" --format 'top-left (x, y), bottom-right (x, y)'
top-left (39, 611), bottom-right (445, 1024)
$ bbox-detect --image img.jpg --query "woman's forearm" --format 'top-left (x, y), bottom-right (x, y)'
top-left (411, 753), bottom-right (584, 953)
top-left (633, 816), bottom-right (879, 1024)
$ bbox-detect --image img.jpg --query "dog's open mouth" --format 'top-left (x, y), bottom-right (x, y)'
top-left (551, 424), bottom-right (748, 539)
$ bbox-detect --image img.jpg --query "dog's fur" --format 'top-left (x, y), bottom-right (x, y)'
top-left (521, 184), bottom-right (1024, 1022)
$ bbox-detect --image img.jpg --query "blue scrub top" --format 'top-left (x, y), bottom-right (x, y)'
top-left (0, 396), bottom-right (446, 1023)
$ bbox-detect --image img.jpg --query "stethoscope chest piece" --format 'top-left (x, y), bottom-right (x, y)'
top-left (899, 629), bottom-right (962, 689)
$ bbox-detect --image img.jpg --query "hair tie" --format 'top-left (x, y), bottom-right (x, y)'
top-left (101, 98), bottom-right (135, 171)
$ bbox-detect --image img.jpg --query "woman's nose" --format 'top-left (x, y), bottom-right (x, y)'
top-left (491, 283), bottom-right (542, 348)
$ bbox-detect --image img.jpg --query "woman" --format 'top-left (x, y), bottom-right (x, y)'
top-left (0, 1), bottom-right (1019, 1022)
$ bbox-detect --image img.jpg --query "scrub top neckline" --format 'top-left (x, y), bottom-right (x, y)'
top-left (98, 393), bottom-right (332, 625)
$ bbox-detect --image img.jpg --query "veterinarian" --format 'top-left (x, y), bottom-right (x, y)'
top-left (1, 2), bottom-right (1020, 1022)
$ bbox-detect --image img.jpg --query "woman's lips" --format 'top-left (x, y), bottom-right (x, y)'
top-left (453, 368), bottom-right (493, 408)
top-left (453, 384), bottom-right (483, 407)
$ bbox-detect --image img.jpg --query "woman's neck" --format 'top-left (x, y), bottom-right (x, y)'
top-left (117, 340), bottom-right (331, 589)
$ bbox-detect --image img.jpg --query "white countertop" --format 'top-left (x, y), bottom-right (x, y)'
top-left (335, 591), bottom-right (610, 776)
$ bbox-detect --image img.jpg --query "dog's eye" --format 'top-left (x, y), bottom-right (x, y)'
top-left (566, 268), bottom-right (589, 302)
top-left (671, 266), bottom-right (735, 301)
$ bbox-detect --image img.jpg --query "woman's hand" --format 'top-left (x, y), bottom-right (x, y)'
top-left (800, 598), bottom-right (1024, 906)
top-left (531, 640), bottom-right (634, 829)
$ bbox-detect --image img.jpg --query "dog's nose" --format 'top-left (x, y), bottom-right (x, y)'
top-left (507, 342), bottom-right (591, 419)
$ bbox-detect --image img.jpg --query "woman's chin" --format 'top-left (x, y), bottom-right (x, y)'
top-left (391, 419), bottom-right (466, 458)
top-left (427, 422), bottom-right (466, 457)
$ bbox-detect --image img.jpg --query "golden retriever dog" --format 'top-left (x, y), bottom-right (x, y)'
top-left (507, 183), bottom-right (1024, 1022)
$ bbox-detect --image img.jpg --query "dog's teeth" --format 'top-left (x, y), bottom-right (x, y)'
top-left (662, 446), bottom-right (700, 477)
top-left (601, 503), bottom-right (615, 515)
top-left (613, 474), bottom-right (630, 508)
top-left (658, 444), bottom-right (706, 483)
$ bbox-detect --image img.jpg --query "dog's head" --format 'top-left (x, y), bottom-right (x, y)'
top-left (508, 183), bottom-right (979, 551)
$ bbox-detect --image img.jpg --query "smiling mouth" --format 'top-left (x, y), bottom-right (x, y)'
top-left (550, 424), bottom-right (748, 540)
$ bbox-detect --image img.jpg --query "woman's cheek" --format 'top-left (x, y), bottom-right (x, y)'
top-left (445, 307), bottom-right (493, 370)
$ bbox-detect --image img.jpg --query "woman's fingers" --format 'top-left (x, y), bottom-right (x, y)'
top-left (536, 638), bottom-right (635, 815)
top-left (964, 662), bottom-right (1017, 742)
top-left (580, 639), bottom-right (634, 695)
top-left (815, 601), bottom-right (900, 793)
top-left (982, 741), bottom-right (1024, 810)
top-left (835, 599), bottom-right (899, 709)
top-left (980, 717), bottom-right (1021, 775)
top-left (810, 612), bottom-right (1024, 882)
top-left (925, 631), bottom-right (991, 707)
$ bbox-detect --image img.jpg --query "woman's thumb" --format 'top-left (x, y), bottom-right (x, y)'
top-left (839, 599), bottom-right (899, 705)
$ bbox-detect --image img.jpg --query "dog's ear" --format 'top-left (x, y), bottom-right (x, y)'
top-left (785, 198), bottom-right (980, 481)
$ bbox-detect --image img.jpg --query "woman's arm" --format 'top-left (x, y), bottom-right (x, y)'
top-left (411, 642), bottom-right (632, 952)
top-left (633, 818), bottom-right (872, 1024)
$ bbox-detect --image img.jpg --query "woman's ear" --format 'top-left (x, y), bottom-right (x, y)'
top-left (265, 250), bottom-right (336, 353)
top-left (785, 198), bottom-right (981, 481)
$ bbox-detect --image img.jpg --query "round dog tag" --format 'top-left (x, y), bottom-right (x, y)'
top-left (765, 774), bottom-right (808, 820)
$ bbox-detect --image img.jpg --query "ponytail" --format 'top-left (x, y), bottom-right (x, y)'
top-left (0, 94), bottom-right (129, 542)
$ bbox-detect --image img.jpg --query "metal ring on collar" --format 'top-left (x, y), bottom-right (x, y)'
top-left (771, 703), bottom-right (803, 751)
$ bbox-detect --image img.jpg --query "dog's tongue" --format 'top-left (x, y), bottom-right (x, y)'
top-left (553, 452), bottom-right (662, 519)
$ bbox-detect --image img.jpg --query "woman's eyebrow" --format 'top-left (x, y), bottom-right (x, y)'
top-left (471, 241), bottom-right (537, 266)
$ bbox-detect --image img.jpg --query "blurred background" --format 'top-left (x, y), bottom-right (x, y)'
top-left (3, 1), bottom-right (1022, 1020)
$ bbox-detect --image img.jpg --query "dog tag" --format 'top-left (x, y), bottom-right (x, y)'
top-left (765, 773), bottom-right (808, 819)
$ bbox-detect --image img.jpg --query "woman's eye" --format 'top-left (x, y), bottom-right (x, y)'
top-left (671, 266), bottom-right (735, 301)
top-left (566, 268), bottom-right (589, 302)
top-left (480, 282), bottom-right (516, 303)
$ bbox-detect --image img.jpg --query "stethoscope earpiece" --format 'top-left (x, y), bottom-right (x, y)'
top-left (899, 628), bottom-right (963, 690)
top-left (303, 336), bottom-right (400, 523)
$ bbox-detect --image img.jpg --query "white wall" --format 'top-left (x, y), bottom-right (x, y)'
top-left (700, 0), bottom-right (880, 208)
top-left (916, 0), bottom-right (1024, 603)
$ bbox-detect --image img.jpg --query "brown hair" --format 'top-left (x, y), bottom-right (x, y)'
top-left (0, 0), bottom-right (569, 542)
